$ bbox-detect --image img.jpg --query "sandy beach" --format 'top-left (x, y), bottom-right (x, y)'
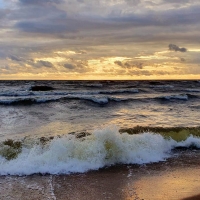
top-left (0, 150), bottom-right (199, 200)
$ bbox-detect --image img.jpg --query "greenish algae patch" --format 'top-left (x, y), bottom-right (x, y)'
top-left (120, 126), bottom-right (200, 142)
top-left (104, 140), bottom-right (121, 160)
top-left (0, 139), bottom-right (22, 160)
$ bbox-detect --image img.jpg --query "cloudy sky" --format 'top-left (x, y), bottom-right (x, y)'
top-left (0, 0), bottom-right (200, 80)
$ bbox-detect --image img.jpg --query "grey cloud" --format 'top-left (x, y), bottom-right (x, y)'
top-left (162, 0), bottom-right (191, 5)
top-left (63, 60), bottom-right (89, 73)
top-left (11, 0), bottom-right (200, 43)
top-left (169, 44), bottom-right (187, 52)
top-left (114, 61), bottom-right (123, 67)
top-left (19, 0), bottom-right (62, 5)
top-left (35, 60), bottom-right (54, 68)
top-left (128, 69), bottom-right (172, 76)
top-left (136, 63), bottom-right (143, 69)
top-left (180, 58), bottom-right (186, 62)
top-left (125, 0), bottom-right (141, 5)
top-left (9, 55), bottom-right (23, 62)
top-left (109, 3), bottom-right (200, 28)
top-left (0, 9), bottom-right (9, 19)
top-left (17, 20), bottom-right (75, 34)
top-left (14, 0), bottom-right (200, 34)
top-left (129, 69), bottom-right (152, 76)
top-left (64, 63), bottom-right (76, 69)
top-left (114, 60), bottom-right (143, 69)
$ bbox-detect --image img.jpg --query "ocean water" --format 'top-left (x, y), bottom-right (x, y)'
top-left (0, 80), bottom-right (200, 175)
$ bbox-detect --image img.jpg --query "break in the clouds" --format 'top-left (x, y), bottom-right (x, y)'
top-left (0, 0), bottom-right (200, 79)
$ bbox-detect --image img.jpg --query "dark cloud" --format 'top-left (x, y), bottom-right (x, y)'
top-left (35, 60), bottom-right (54, 68)
top-left (162, 0), bottom-right (190, 5)
top-left (169, 44), bottom-right (187, 52)
top-left (19, 0), bottom-right (62, 5)
top-left (0, 9), bottom-right (9, 19)
top-left (114, 61), bottom-right (123, 67)
top-left (114, 60), bottom-right (143, 69)
top-left (63, 60), bottom-right (89, 73)
top-left (11, 0), bottom-right (200, 45)
top-left (108, 3), bottom-right (200, 29)
top-left (9, 55), bottom-right (23, 62)
top-left (64, 63), bottom-right (76, 70)
top-left (16, 20), bottom-right (75, 34)
top-left (129, 69), bottom-right (152, 76)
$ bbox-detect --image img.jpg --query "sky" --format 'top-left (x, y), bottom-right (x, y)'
top-left (0, 0), bottom-right (200, 80)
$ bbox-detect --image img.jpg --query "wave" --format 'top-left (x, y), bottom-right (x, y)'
top-left (0, 94), bottom-right (135, 105)
top-left (0, 88), bottom-right (139, 97)
top-left (0, 96), bottom-right (61, 105)
top-left (0, 92), bottom-right (199, 106)
top-left (0, 91), bottom-right (33, 97)
top-left (82, 83), bottom-right (103, 88)
top-left (158, 94), bottom-right (188, 100)
top-left (150, 85), bottom-right (174, 89)
top-left (185, 89), bottom-right (200, 92)
top-left (189, 105), bottom-right (200, 109)
top-left (0, 127), bottom-right (199, 175)
top-left (100, 89), bottom-right (139, 94)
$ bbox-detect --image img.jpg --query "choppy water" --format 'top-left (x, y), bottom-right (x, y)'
top-left (0, 80), bottom-right (200, 175)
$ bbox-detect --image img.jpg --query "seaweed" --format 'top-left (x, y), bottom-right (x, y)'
top-left (0, 139), bottom-right (22, 160)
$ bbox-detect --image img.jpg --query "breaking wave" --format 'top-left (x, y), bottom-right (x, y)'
top-left (185, 89), bottom-right (200, 92)
top-left (1, 92), bottom-right (199, 105)
top-left (0, 127), bottom-right (200, 175)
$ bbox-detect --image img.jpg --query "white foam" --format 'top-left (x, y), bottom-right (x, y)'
top-left (163, 94), bottom-right (188, 100)
top-left (0, 127), bottom-right (180, 175)
top-left (176, 135), bottom-right (200, 148)
top-left (66, 95), bottom-right (109, 104)
top-left (89, 97), bottom-right (109, 104)
top-left (185, 89), bottom-right (200, 92)
top-left (101, 88), bottom-right (139, 94)
top-left (150, 85), bottom-right (174, 89)
top-left (0, 127), bottom-right (199, 175)
top-left (84, 83), bottom-right (103, 87)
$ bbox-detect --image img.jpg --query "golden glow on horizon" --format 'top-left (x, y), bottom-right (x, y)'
top-left (189, 49), bottom-right (200, 52)
top-left (2, 54), bottom-right (200, 80)
top-left (0, 73), bottom-right (199, 80)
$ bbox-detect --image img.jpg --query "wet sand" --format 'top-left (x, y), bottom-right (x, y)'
top-left (0, 150), bottom-right (199, 200)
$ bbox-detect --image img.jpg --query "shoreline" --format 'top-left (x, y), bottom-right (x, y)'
top-left (0, 151), bottom-right (199, 200)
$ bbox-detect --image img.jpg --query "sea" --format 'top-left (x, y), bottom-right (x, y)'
top-left (0, 80), bottom-right (200, 175)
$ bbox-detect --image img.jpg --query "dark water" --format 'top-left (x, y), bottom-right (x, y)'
top-left (0, 80), bottom-right (200, 175)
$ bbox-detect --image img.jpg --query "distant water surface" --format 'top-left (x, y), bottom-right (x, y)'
top-left (0, 80), bottom-right (199, 139)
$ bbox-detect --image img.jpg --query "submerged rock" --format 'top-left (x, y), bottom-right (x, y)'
top-left (39, 136), bottom-right (54, 145)
top-left (30, 85), bottom-right (54, 91)
top-left (3, 139), bottom-right (22, 149)
top-left (68, 132), bottom-right (91, 138)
